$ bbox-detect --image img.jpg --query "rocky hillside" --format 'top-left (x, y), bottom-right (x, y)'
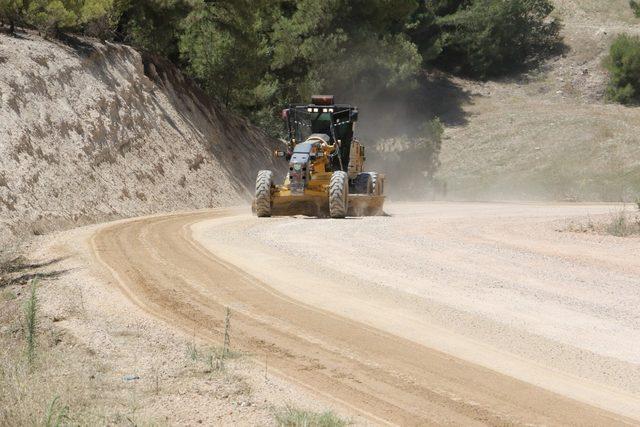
top-left (0, 32), bottom-right (278, 249)
top-left (436, 0), bottom-right (640, 201)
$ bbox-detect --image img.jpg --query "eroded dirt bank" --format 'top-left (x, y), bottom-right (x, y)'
top-left (0, 32), bottom-right (278, 251)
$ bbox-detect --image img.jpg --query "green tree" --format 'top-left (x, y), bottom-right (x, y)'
top-left (27, 0), bottom-right (80, 34)
top-left (604, 34), bottom-right (640, 104)
top-left (179, 0), bottom-right (267, 108)
top-left (265, 0), bottom-right (422, 128)
top-left (408, 0), bottom-right (560, 78)
top-left (20, 0), bottom-right (115, 36)
top-left (80, 0), bottom-right (119, 38)
top-left (405, 0), bottom-right (469, 62)
top-left (117, 0), bottom-right (192, 60)
top-left (0, 0), bottom-right (23, 33)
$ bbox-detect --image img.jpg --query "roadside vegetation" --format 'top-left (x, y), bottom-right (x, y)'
top-left (603, 2), bottom-right (640, 105)
top-left (0, 257), bottom-right (296, 425)
top-left (604, 33), bottom-right (640, 104)
top-left (563, 205), bottom-right (640, 237)
top-left (274, 406), bottom-right (348, 427)
top-left (631, 0), bottom-right (640, 18)
top-left (605, 209), bottom-right (640, 236)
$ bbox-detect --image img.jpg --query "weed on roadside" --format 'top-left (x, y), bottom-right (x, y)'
top-left (562, 210), bottom-right (640, 237)
top-left (274, 405), bottom-right (348, 427)
top-left (44, 396), bottom-right (69, 427)
top-left (1, 289), bottom-right (17, 301)
top-left (606, 210), bottom-right (640, 237)
top-left (186, 340), bottom-right (199, 362)
top-left (24, 279), bottom-right (38, 365)
top-left (563, 216), bottom-right (595, 233)
top-left (185, 308), bottom-right (242, 373)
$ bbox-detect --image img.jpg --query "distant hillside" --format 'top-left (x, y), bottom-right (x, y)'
top-left (0, 32), bottom-right (278, 249)
top-left (436, 0), bottom-right (640, 201)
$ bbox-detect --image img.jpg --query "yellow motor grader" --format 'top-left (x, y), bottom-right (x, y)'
top-left (254, 95), bottom-right (385, 218)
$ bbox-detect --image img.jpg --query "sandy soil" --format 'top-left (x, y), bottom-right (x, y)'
top-left (2, 211), bottom-right (349, 426)
top-left (77, 202), bottom-right (640, 425)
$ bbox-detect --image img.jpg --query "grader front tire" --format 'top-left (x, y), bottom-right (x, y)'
top-left (329, 171), bottom-right (349, 218)
top-left (255, 170), bottom-right (273, 217)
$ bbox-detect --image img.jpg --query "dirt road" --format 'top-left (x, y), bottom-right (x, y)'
top-left (89, 202), bottom-right (640, 425)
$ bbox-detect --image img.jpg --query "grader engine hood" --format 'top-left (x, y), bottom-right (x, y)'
top-left (289, 141), bottom-right (316, 194)
top-left (289, 154), bottom-right (309, 194)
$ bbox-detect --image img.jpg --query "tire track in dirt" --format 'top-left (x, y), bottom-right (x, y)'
top-left (90, 209), bottom-right (635, 426)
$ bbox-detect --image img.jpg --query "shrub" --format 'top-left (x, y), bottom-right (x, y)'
top-left (605, 210), bottom-right (640, 237)
top-left (604, 34), bottom-right (640, 104)
top-left (631, 0), bottom-right (640, 17)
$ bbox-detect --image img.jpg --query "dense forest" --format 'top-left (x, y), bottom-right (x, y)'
top-left (1, 0), bottom-right (561, 138)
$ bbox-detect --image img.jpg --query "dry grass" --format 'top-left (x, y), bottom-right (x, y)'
top-left (0, 290), bottom-right (91, 426)
top-left (0, 260), bottom-right (159, 426)
top-left (605, 210), bottom-right (640, 237)
top-left (185, 307), bottom-right (242, 373)
top-left (0, 254), bottom-right (342, 425)
top-left (562, 209), bottom-right (640, 237)
top-left (274, 406), bottom-right (348, 427)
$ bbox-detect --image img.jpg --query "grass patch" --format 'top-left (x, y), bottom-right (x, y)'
top-left (24, 279), bottom-right (38, 365)
top-left (606, 210), bottom-right (640, 237)
top-left (44, 396), bottom-right (70, 427)
top-left (1, 289), bottom-right (17, 301)
top-left (274, 406), bottom-right (348, 427)
top-left (562, 210), bottom-right (640, 237)
top-left (185, 307), bottom-right (243, 373)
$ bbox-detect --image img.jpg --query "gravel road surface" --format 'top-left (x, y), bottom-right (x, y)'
top-left (89, 202), bottom-right (640, 425)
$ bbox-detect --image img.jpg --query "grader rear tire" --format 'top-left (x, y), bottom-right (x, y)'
top-left (329, 171), bottom-right (349, 218)
top-left (255, 170), bottom-right (273, 217)
top-left (354, 172), bottom-right (373, 194)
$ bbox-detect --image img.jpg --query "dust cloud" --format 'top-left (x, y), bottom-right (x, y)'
top-left (338, 74), bottom-right (469, 201)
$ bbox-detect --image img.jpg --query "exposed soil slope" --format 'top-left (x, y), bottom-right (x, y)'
top-left (0, 32), bottom-right (278, 250)
top-left (436, 0), bottom-right (640, 201)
